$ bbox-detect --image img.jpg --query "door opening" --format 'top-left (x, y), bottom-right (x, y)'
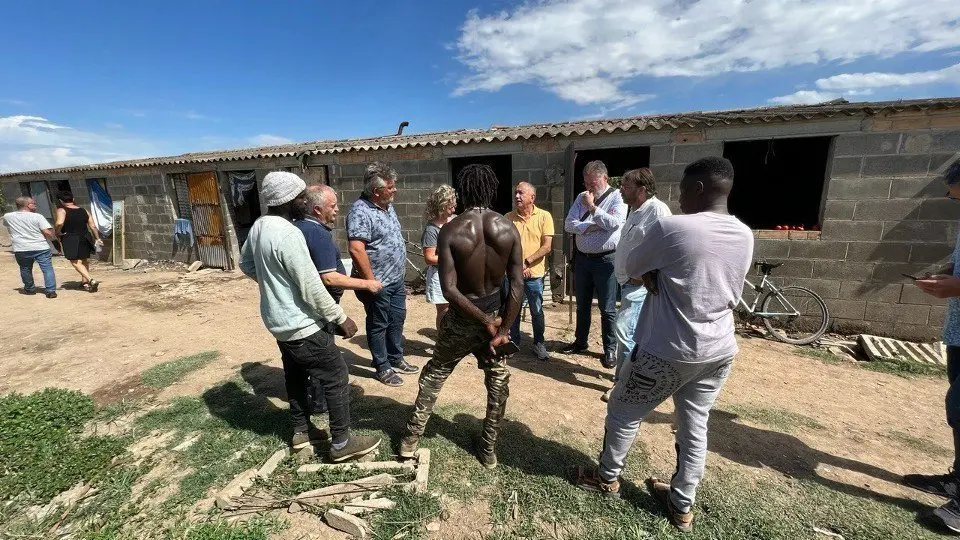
top-left (449, 155), bottom-right (513, 215)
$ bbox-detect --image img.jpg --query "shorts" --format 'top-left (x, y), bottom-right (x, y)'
top-left (425, 265), bottom-right (447, 304)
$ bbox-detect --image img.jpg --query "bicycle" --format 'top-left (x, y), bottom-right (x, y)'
top-left (737, 260), bottom-right (830, 345)
top-left (404, 240), bottom-right (427, 294)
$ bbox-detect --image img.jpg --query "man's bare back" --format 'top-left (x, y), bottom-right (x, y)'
top-left (436, 208), bottom-right (524, 351)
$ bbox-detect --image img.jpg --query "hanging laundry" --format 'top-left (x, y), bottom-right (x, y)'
top-left (174, 218), bottom-right (195, 248)
top-left (86, 179), bottom-right (113, 238)
top-left (229, 171), bottom-right (257, 207)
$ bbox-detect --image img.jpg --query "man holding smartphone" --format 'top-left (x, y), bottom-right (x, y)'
top-left (399, 164), bottom-right (524, 469)
top-left (904, 159), bottom-right (960, 533)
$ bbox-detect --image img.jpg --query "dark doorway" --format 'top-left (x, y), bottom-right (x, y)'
top-left (449, 155), bottom-right (513, 215)
top-left (723, 137), bottom-right (831, 230)
top-left (226, 170), bottom-right (261, 247)
top-left (572, 147), bottom-right (651, 195)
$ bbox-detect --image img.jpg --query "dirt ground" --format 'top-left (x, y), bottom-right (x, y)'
top-left (0, 252), bottom-right (953, 531)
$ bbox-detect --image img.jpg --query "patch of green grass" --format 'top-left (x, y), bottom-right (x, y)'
top-left (95, 397), bottom-right (142, 423)
top-left (142, 350), bottom-right (219, 389)
top-left (882, 430), bottom-right (953, 458)
top-left (184, 517), bottom-right (282, 540)
top-left (862, 358), bottom-right (946, 378)
top-left (369, 489), bottom-right (442, 540)
top-left (724, 403), bottom-right (825, 433)
top-left (134, 379), bottom-right (285, 507)
top-left (796, 347), bottom-right (846, 365)
top-left (0, 388), bottom-right (127, 503)
top-left (261, 456), bottom-right (415, 500)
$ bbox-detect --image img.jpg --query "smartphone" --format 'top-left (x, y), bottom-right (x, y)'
top-left (901, 273), bottom-right (921, 281)
top-left (494, 341), bottom-right (520, 357)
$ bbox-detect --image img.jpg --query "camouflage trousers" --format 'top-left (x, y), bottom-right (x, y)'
top-left (405, 307), bottom-right (510, 451)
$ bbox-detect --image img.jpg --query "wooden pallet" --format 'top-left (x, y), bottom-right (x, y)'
top-left (858, 334), bottom-right (946, 366)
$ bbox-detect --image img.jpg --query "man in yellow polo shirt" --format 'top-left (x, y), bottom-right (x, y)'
top-left (506, 182), bottom-right (554, 360)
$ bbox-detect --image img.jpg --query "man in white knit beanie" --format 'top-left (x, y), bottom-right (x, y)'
top-left (240, 171), bottom-right (381, 462)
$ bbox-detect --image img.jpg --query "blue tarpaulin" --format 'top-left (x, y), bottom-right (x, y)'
top-left (86, 179), bottom-right (113, 238)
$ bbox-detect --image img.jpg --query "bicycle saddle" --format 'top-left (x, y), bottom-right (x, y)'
top-left (755, 261), bottom-right (783, 274)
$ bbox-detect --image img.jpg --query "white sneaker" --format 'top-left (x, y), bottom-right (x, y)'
top-left (533, 342), bottom-right (549, 361)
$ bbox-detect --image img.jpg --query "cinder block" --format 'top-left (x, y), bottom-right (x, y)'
top-left (861, 155), bottom-right (931, 178)
top-left (825, 177), bottom-right (890, 200)
top-left (918, 198), bottom-right (960, 220)
top-left (649, 145), bottom-right (673, 165)
top-left (787, 241), bottom-right (848, 260)
top-left (513, 153), bottom-right (547, 170)
top-left (650, 164), bottom-right (686, 184)
top-left (828, 157), bottom-right (863, 178)
top-left (844, 242), bottom-right (912, 262)
top-left (900, 284), bottom-right (948, 306)
top-left (864, 301), bottom-right (930, 324)
top-left (930, 306), bottom-right (947, 326)
top-left (890, 176), bottom-right (950, 198)
top-left (839, 281), bottom-right (903, 302)
top-left (852, 199), bottom-right (921, 222)
top-left (872, 262), bottom-right (931, 283)
top-left (821, 221), bottom-right (883, 241)
top-left (826, 299), bottom-right (867, 319)
top-left (768, 259), bottom-right (814, 278)
top-left (933, 132), bottom-right (960, 152)
top-left (786, 277), bottom-right (841, 299)
top-left (831, 319), bottom-right (895, 337)
top-left (418, 159), bottom-right (448, 174)
top-left (674, 142), bottom-right (723, 164)
top-left (892, 322), bottom-right (939, 342)
top-left (931, 153), bottom-right (960, 174)
top-left (899, 133), bottom-right (934, 154)
top-left (833, 133), bottom-right (901, 156)
top-left (393, 160), bottom-right (420, 174)
top-left (752, 239), bottom-right (791, 259)
top-left (341, 163), bottom-right (367, 177)
top-left (881, 221), bottom-right (956, 243)
top-left (822, 201), bottom-right (856, 220)
top-left (909, 244), bottom-right (954, 264)
top-left (812, 260), bottom-right (875, 281)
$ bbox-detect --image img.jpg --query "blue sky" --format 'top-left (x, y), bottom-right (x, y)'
top-left (1, 0), bottom-right (959, 172)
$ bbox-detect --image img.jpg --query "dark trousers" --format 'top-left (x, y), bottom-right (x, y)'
top-left (14, 249), bottom-right (56, 293)
top-left (356, 280), bottom-right (407, 373)
top-left (277, 329), bottom-right (350, 445)
top-left (573, 252), bottom-right (618, 354)
top-left (947, 346), bottom-right (960, 471)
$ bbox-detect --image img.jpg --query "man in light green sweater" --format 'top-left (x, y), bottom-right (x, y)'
top-left (240, 171), bottom-right (381, 462)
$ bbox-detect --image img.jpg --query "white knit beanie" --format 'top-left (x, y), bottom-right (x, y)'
top-left (261, 171), bottom-right (306, 207)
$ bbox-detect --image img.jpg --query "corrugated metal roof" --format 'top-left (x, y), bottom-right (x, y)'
top-left (4, 97), bottom-right (959, 179)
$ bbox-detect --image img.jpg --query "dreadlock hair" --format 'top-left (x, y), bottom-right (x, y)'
top-left (456, 164), bottom-right (499, 209)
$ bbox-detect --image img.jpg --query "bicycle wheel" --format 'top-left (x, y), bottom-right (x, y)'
top-left (759, 286), bottom-right (830, 345)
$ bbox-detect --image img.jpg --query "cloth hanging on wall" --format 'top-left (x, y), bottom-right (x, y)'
top-left (229, 171), bottom-right (257, 207)
top-left (86, 179), bottom-right (113, 237)
top-left (174, 218), bottom-right (195, 248)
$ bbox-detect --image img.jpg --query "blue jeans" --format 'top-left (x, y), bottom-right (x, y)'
top-left (14, 250), bottom-right (56, 293)
top-left (946, 346), bottom-right (960, 471)
top-left (510, 277), bottom-right (546, 345)
top-left (613, 283), bottom-right (648, 381)
top-left (574, 252), bottom-right (617, 354)
top-left (356, 280), bottom-right (407, 373)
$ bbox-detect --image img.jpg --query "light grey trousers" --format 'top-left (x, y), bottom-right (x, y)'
top-left (599, 348), bottom-right (733, 513)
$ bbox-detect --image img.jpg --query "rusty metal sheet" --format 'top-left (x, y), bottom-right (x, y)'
top-left (186, 171), bottom-right (230, 269)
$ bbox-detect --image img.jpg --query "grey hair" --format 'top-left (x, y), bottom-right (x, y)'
top-left (583, 160), bottom-right (608, 177)
top-left (945, 159), bottom-right (960, 186)
top-left (305, 184), bottom-right (335, 209)
top-left (362, 161), bottom-right (398, 198)
top-left (15, 196), bottom-right (32, 208)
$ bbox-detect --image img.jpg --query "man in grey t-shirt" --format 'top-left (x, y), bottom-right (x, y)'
top-left (2, 196), bottom-right (58, 298)
top-left (573, 157), bottom-right (754, 533)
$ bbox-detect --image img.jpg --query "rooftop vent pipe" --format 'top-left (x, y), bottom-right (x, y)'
top-left (397, 121), bottom-right (409, 135)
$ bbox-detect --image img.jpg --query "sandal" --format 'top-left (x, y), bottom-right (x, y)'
top-left (88, 280), bottom-right (100, 293)
top-left (570, 465), bottom-right (620, 498)
top-left (646, 476), bottom-right (694, 533)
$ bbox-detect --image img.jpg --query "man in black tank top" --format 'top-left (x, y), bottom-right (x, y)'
top-left (398, 164), bottom-right (524, 469)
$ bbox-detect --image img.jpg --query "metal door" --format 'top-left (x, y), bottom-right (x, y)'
top-left (186, 172), bottom-right (231, 269)
top-left (29, 181), bottom-right (53, 220)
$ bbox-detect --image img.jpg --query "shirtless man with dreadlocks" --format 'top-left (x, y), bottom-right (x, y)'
top-left (399, 164), bottom-right (524, 468)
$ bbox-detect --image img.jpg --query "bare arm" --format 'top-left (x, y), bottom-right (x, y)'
top-left (348, 240), bottom-right (376, 280)
top-left (496, 227), bottom-right (525, 346)
top-left (86, 210), bottom-right (100, 241)
top-left (320, 271), bottom-right (381, 292)
top-left (41, 228), bottom-right (56, 241)
top-left (524, 235), bottom-right (553, 268)
top-left (423, 246), bottom-right (438, 266)
top-left (54, 208), bottom-right (66, 236)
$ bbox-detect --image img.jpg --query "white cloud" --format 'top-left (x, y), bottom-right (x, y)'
top-left (454, 0), bottom-right (960, 107)
top-left (0, 115), bottom-right (158, 173)
top-left (814, 62), bottom-right (960, 90)
top-left (1, 98), bottom-right (29, 106)
top-left (248, 134), bottom-right (293, 147)
top-left (768, 90), bottom-right (843, 105)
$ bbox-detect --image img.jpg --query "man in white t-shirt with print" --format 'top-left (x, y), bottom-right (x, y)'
top-left (574, 157), bottom-right (754, 534)
top-left (2, 196), bottom-right (58, 298)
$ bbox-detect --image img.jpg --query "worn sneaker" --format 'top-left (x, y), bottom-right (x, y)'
top-left (88, 280), bottom-right (100, 293)
top-left (533, 342), bottom-right (549, 361)
top-left (45, 291), bottom-right (58, 299)
top-left (392, 360), bottom-right (420, 374)
top-left (474, 437), bottom-right (497, 469)
top-left (376, 369), bottom-right (403, 387)
top-left (647, 477), bottom-right (693, 533)
top-left (399, 434), bottom-right (420, 459)
top-left (903, 471), bottom-right (960, 498)
top-left (330, 434), bottom-right (382, 462)
top-left (928, 498), bottom-right (960, 533)
top-left (571, 465), bottom-right (621, 498)
top-left (559, 342), bottom-right (588, 354)
top-left (290, 426), bottom-right (328, 449)
top-left (18, 288), bottom-right (37, 296)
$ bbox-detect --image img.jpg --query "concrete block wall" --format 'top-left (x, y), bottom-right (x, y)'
top-left (89, 174), bottom-right (182, 262)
